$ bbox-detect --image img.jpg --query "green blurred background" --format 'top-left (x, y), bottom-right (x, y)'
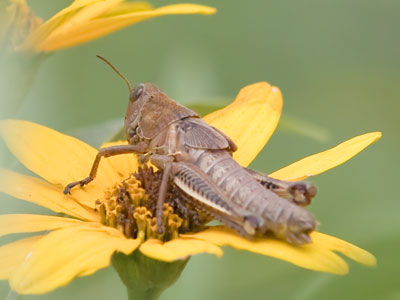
top-left (1, 0), bottom-right (399, 299)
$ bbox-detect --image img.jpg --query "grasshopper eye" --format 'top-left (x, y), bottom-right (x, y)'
top-left (130, 84), bottom-right (144, 101)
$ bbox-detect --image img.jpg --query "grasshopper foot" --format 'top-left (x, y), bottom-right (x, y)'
top-left (63, 177), bottom-right (93, 194)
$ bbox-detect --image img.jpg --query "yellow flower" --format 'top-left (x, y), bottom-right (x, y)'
top-left (0, 82), bottom-right (380, 294)
top-left (3, 0), bottom-right (216, 52)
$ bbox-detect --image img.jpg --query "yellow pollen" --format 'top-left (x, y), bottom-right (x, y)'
top-left (168, 214), bottom-right (183, 240)
top-left (94, 172), bottom-right (202, 242)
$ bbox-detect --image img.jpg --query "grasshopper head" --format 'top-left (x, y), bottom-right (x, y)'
top-left (125, 83), bottom-right (198, 142)
top-left (95, 56), bottom-right (164, 144)
top-left (124, 82), bottom-right (161, 144)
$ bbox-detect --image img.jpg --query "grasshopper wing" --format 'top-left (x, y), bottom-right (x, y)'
top-left (181, 118), bottom-right (235, 150)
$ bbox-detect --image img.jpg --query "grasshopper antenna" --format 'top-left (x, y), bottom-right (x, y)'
top-left (96, 55), bottom-right (133, 96)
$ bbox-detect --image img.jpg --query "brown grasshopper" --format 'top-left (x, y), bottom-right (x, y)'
top-left (64, 56), bottom-right (318, 245)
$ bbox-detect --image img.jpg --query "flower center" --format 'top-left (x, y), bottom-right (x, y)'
top-left (95, 166), bottom-right (208, 241)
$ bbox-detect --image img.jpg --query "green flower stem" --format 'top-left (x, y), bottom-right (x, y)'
top-left (112, 251), bottom-right (189, 300)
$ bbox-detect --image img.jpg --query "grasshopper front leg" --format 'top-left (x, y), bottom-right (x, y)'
top-left (64, 143), bottom-right (147, 194)
top-left (246, 168), bottom-right (317, 207)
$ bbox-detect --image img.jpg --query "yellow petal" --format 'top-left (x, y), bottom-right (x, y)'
top-left (269, 132), bottom-right (382, 181)
top-left (0, 120), bottom-right (122, 206)
top-left (0, 214), bottom-right (85, 238)
top-left (0, 168), bottom-right (99, 221)
top-left (20, 0), bottom-right (123, 51)
top-left (185, 226), bottom-right (354, 275)
top-left (139, 237), bottom-right (223, 262)
top-left (9, 226), bottom-right (140, 294)
top-left (100, 2), bottom-right (153, 17)
top-left (312, 231), bottom-right (376, 267)
top-left (38, 0), bottom-right (123, 49)
top-left (0, 236), bottom-right (43, 279)
top-left (33, 3), bottom-right (216, 52)
top-left (51, 0), bottom-right (120, 20)
top-left (203, 82), bottom-right (282, 167)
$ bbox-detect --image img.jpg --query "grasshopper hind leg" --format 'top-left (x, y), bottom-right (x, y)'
top-left (172, 161), bottom-right (254, 237)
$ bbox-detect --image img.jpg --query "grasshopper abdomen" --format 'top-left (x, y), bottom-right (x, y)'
top-left (190, 148), bottom-right (317, 245)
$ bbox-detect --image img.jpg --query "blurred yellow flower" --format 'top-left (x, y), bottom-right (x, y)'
top-left (0, 82), bottom-right (380, 294)
top-left (2, 0), bottom-right (216, 52)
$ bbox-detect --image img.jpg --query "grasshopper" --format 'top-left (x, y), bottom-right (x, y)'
top-left (64, 56), bottom-right (318, 245)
